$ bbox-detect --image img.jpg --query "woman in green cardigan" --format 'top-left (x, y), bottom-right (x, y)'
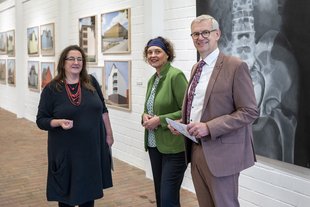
top-left (142, 36), bottom-right (188, 207)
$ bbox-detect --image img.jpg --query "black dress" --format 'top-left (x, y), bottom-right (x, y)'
top-left (36, 76), bottom-right (112, 205)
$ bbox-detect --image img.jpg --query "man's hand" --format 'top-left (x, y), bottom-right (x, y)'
top-left (187, 122), bottom-right (209, 138)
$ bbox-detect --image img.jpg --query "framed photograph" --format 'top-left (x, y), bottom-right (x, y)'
top-left (0, 32), bottom-right (7, 55)
top-left (79, 15), bottom-right (97, 63)
top-left (103, 60), bottom-right (131, 111)
top-left (27, 26), bottom-right (39, 56)
top-left (6, 30), bottom-right (15, 57)
top-left (40, 23), bottom-right (55, 56)
top-left (27, 61), bottom-right (40, 91)
top-left (41, 62), bottom-right (55, 89)
top-left (101, 8), bottom-right (131, 54)
top-left (7, 59), bottom-right (15, 86)
top-left (87, 66), bottom-right (103, 89)
top-left (0, 59), bottom-right (6, 84)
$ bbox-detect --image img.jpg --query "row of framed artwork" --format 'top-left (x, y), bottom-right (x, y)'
top-left (79, 8), bottom-right (131, 64)
top-left (0, 59), bottom-right (15, 85)
top-left (0, 7), bottom-right (131, 60)
top-left (27, 23), bottom-right (55, 56)
top-left (0, 23), bottom-right (55, 57)
top-left (0, 30), bottom-right (15, 56)
top-left (79, 8), bottom-right (132, 110)
top-left (0, 59), bottom-right (132, 111)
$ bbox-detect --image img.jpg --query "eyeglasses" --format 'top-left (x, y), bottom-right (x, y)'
top-left (190, 29), bottom-right (217, 39)
top-left (65, 56), bottom-right (83, 62)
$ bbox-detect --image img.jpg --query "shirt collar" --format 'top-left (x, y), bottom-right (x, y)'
top-left (202, 48), bottom-right (219, 66)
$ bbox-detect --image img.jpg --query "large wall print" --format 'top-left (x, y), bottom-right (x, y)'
top-left (101, 8), bottom-right (131, 54)
top-left (27, 26), bottom-right (39, 56)
top-left (40, 23), bottom-right (55, 56)
top-left (196, 0), bottom-right (310, 168)
top-left (103, 60), bottom-right (131, 111)
top-left (79, 15), bottom-right (97, 63)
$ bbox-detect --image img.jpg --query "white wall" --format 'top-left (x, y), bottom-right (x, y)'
top-left (0, 0), bottom-right (310, 206)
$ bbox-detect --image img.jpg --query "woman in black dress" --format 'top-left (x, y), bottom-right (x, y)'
top-left (36, 45), bottom-right (113, 207)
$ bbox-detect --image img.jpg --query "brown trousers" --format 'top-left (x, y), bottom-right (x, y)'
top-left (191, 144), bottom-right (240, 207)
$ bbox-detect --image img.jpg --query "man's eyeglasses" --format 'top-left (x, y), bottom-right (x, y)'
top-left (190, 29), bottom-right (217, 39)
top-left (65, 57), bottom-right (83, 62)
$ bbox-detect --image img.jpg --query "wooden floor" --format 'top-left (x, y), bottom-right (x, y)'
top-left (0, 108), bottom-right (198, 207)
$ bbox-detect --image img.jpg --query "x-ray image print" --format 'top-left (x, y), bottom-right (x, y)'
top-left (197, 0), bottom-right (310, 168)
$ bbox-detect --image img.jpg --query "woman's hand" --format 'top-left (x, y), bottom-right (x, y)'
top-left (106, 134), bottom-right (114, 147)
top-left (102, 112), bottom-right (114, 147)
top-left (50, 119), bottom-right (73, 130)
top-left (167, 119), bottom-right (181, 135)
top-left (142, 114), bottom-right (160, 130)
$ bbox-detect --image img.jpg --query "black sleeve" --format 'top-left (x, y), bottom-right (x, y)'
top-left (90, 75), bottom-right (108, 113)
top-left (36, 83), bottom-right (56, 131)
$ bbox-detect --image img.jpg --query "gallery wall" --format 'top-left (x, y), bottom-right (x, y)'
top-left (1, 0), bottom-right (310, 206)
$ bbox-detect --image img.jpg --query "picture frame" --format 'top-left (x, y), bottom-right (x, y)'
top-left (0, 32), bottom-right (7, 55)
top-left (27, 26), bottom-right (39, 56)
top-left (6, 30), bottom-right (15, 57)
top-left (7, 59), bottom-right (15, 86)
top-left (79, 15), bottom-right (97, 64)
top-left (0, 59), bottom-right (6, 84)
top-left (101, 8), bottom-right (131, 54)
top-left (27, 61), bottom-right (40, 91)
top-left (87, 66), bottom-right (103, 89)
top-left (103, 60), bottom-right (131, 111)
top-left (41, 62), bottom-right (55, 89)
top-left (40, 23), bottom-right (55, 56)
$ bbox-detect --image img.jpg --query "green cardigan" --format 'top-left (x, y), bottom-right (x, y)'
top-left (143, 62), bottom-right (188, 153)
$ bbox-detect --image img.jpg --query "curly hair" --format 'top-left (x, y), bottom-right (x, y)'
top-left (143, 36), bottom-right (175, 62)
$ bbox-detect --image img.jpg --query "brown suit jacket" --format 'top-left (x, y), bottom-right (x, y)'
top-left (182, 52), bottom-right (259, 177)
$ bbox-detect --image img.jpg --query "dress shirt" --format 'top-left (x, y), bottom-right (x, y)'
top-left (189, 48), bottom-right (219, 122)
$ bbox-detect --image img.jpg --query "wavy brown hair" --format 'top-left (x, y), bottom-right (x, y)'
top-left (53, 45), bottom-right (95, 92)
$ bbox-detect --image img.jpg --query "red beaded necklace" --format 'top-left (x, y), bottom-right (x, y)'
top-left (65, 80), bottom-right (82, 106)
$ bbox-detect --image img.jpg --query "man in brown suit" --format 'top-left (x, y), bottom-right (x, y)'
top-left (172, 15), bottom-right (258, 207)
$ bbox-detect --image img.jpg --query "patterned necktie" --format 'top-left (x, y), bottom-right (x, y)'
top-left (186, 60), bottom-right (206, 123)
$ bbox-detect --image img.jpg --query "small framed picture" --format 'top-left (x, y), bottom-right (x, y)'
top-left (87, 66), bottom-right (103, 89)
top-left (79, 15), bottom-right (97, 63)
top-left (101, 8), bottom-right (131, 54)
top-left (40, 23), bottom-right (55, 56)
top-left (27, 61), bottom-right (40, 91)
top-left (0, 32), bottom-right (7, 55)
top-left (0, 59), bottom-right (6, 84)
top-left (6, 30), bottom-right (15, 57)
top-left (27, 26), bottom-right (39, 56)
top-left (103, 60), bottom-right (131, 111)
top-left (7, 59), bottom-right (15, 86)
top-left (41, 62), bottom-right (55, 89)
